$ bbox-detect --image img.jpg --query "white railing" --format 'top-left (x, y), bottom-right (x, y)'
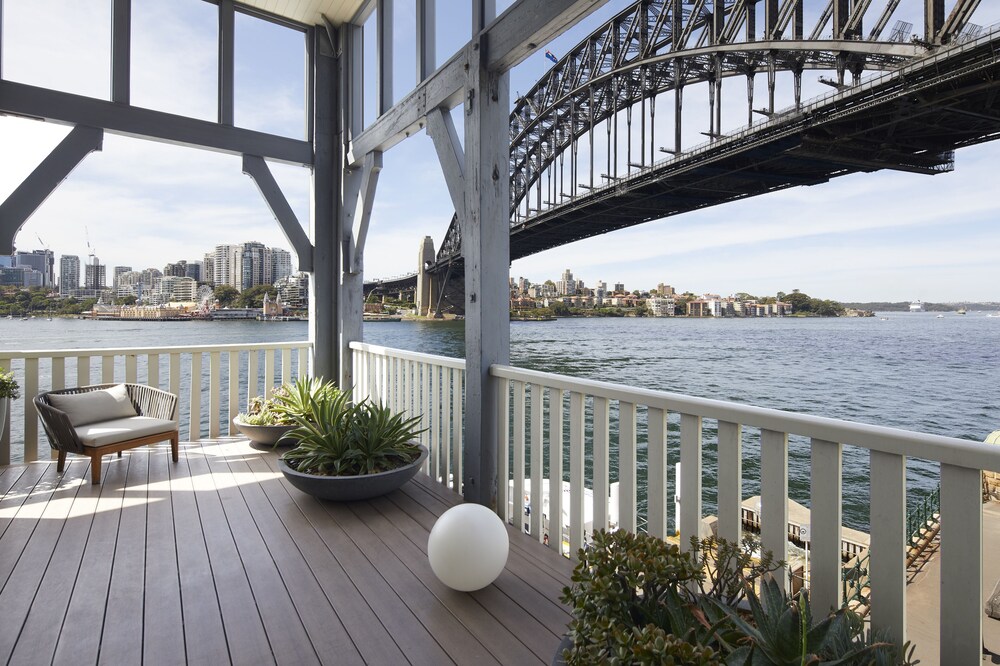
top-left (491, 364), bottom-right (1000, 663)
top-left (0, 341), bottom-right (312, 465)
top-left (351, 341), bottom-right (465, 494)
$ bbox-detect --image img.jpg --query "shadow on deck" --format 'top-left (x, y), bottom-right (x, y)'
top-left (0, 438), bottom-right (573, 665)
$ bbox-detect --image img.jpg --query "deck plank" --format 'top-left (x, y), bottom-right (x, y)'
top-left (184, 441), bottom-right (274, 665)
top-left (99, 448), bottom-right (151, 665)
top-left (9, 461), bottom-right (96, 665)
top-left (242, 451), bottom-right (409, 665)
top-left (0, 460), bottom-right (87, 663)
top-left (143, 445), bottom-right (186, 666)
top-left (201, 441), bottom-right (320, 666)
top-left (0, 438), bottom-right (574, 666)
top-left (52, 450), bottom-right (134, 665)
top-left (168, 443), bottom-right (231, 665)
top-left (257, 448), bottom-right (455, 666)
top-left (221, 445), bottom-right (365, 665)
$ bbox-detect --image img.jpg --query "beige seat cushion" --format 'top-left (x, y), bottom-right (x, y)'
top-left (48, 385), bottom-right (138, 427)
top-left (75, 416), bottom-right (177, 448)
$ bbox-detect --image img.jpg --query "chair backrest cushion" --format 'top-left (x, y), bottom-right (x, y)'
top-left (47, 384), bottom-right (138, 427)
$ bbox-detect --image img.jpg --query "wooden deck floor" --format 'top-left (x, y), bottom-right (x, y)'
top-left (0, 438), bottom-right (574, 665)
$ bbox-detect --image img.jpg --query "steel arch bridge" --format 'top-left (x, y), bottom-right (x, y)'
top-left (370, 0), bottom-right (1000, 297)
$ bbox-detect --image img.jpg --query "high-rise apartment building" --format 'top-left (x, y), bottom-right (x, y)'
top-left (185, 261), bottom-right (202, 282)
top-left (84, 259), bottom-right (106, 290)
top-left (164, 261), bottom-right (188, 278)
top-left (202, 253), bottom-right (215, 285)
top-left (234, 241), bottom-right (268, 290)
top-left (113, 266), bottom-right (132, 289)
top-left (59, 255), bottom-right (80, 295)
top-left (558, 268), bottom-right (576, 296)
top-left (270, 248), bottom-right (292, 283)
top-left (15, 249), bottom-right (54, 286)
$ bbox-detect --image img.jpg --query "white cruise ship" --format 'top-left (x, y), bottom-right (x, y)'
top-left (909, 301), bottom-right (924, 312)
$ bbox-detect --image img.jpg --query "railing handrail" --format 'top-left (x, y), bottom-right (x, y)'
top-left (0, 340), bottom-right (308, 360)
top-left (490, 363), bottom-right (1000, 472)
top-left (349, 341), bottom-right (467, 371)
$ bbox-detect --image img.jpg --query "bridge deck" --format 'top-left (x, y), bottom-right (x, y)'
top-left (0, 439), bottom-right (572, 665)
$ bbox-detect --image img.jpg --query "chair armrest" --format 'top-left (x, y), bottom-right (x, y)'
top-left (34, 397), bottom-right (85, 454)
top-left (127, 384), bottom-right (178, 422)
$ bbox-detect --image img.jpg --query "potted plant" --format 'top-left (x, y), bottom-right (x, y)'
top-left (234, 376), bottom-right (340, 447)
top-left (277, 383), bottom-right (427, 501)
top-left (0, 369), bottom-right (19, 436)
top-left (558, 530), bottom-right (914, 665)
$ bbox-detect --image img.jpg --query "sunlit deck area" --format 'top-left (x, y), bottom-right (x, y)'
top-left (0, 438), bottom-right (573, 665)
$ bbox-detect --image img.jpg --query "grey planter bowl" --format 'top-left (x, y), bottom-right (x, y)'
top-left (232, 417), bottom-right (297, 447)
top-left (278, 444), bottom-right (428, 501)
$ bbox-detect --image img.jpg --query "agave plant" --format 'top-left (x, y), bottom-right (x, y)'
top-left (281, 390), bottom-right (425, 477)
top-left (272, 376), bottom-right (340, 424)
top-left (237, 385), bottom-right (295, 426)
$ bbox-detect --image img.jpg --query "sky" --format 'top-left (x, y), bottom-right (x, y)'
top-left (1, 0), bottom-right (999, 303)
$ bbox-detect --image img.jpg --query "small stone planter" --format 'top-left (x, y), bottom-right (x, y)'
top-left (232, 417), bottom-right (297, 447)
top-left (278, 444), bottom-right (428, 501)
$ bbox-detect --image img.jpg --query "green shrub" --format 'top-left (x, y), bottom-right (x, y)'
top-left (0, 369), bottom-right (19, 400)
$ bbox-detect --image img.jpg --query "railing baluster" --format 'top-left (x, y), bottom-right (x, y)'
top-left (548, 388), bottom-right (564, 554)
top-left (452, 368), bottom-right (462, 493)
top-left (23, 358), bottom-right (39, 462)
top-left (247, 350), bottom-right (259, 402)
top-left (717, 421), bottom-right (742, 545)
top-left (939, 463), bottom-right (982, 660)
top-left (281, 347), bottom-right (291, 386)
top-left (169, 353), bottom-right (180, 408)
top-left (619, 401), bottom-right (637, 533)
top-left (647, 406), bottom-right (667, 540)
top-left (264, 349), bottom-right (275, 398)
top-left (51, 357), bottom-right (66, 391)
top-left (513, 380), bottom-right (526, 532)
top-left (209, 352), bottom-right (221, 438)
top-left (761, 429), bottom-right (789, 591)
top-left (228, 351), bottom-right (239, 434)
top-left (679, 413), bottom-right (702, 550)
top-left (810, 438), bottom-right (842, 615)
top-left (530, 383), bottom-right (544, 542)
top-left (77, 355), bottom-right (91, 386)
top-left (496, 376), bottom-right (510, 521)
top-left (101, 354), bottom-right (114, 383)
top-left (189, 352), bottom-right (202, 442)
top-left (869, 450), bottom-right (906, 648)
top-left (125, 353), bottom-right (137, 384)
top-left (431, 365), bottom-right (441, 483)
top-left (298, 346), bottom-right (308, 380)
top-left (443, 367), bottom-right (452, 488)
top-left (421, 363), bottom-right (431, 476)
top-left (569, 391), bottom-right (585, 554)
top-left (147, 353), bottom-right (159, 389)
top-left (593, 396), bottom-right (610, 533)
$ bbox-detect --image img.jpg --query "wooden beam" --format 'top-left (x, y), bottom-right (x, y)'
top-left (378, 0), bottom-right (394, 115)
top-left (462, 34), bottom-right (510, 507)
top-left (111, 0), bottom-right (131, 104)
top-left (0, 125), bottom-right (103, 254)
top-left (241, 154), bottom-right (314, 272)
top-left (345, 152), bottom-right (383, 275)
top-left (417, 0), bottom-right (436, 81)
top-left (426, 107), bottom-right (466, 214)
top-left (348, 0), bottom-right (609, 166)
top-left (0, 80), bottom-right (313, 165)
top-left (219, 0), bottom-right (236, 125)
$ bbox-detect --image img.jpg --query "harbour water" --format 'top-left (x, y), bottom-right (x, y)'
top-left (1, 312), bottom-right (996, 529)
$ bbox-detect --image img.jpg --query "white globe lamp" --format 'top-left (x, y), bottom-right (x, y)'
top-left (428, 503), bottom-right (509, 591)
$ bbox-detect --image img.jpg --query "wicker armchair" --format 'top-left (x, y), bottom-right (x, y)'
top-left (35, 383), bottom-right (179, 484)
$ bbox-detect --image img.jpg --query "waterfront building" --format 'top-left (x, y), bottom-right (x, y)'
top-left (114, 270), bottom-right (143, 299)
top-left (614, 282), bottom-right (625, 293)
top-left (275, 272), bottom-right (309, 308)
top-left (210, 244), bottom-right (239, 287)
top-left (185, 260), bottom-right (202, 282)
top-left (270, 248), bottom-right (293, 282)
top-left (164, 260), bottom-right (188, 278)
top-left (59, 255), bottom-right (80, 296)
top-left (648, 296), bottom-right (676, 316)
top-left (14, 249), bottom-right (54, 286)
top-left (113, 265), bottom-right (132, 290)
top-left (202, 253), bottom-right (215, 284)
top-left (154, 276), bottom-right (198, 303)
top-left (558, 268), bottom-right (576, 296)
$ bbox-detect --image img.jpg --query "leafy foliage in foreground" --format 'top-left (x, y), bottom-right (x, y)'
top-left (0, 369), bottom-right (19, 400)
top-left (560, 530), bottom-right (917, 666)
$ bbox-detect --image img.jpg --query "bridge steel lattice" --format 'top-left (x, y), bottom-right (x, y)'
top-left (419, 0), bottom-right (997, 288)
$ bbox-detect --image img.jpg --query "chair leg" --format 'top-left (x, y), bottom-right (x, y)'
top-left (171, 434), bottom-right (179, 463)
top-left (117, 451), bottom-right (122, 458)
top-left (57, 450), bottom-right (67, 473)
top-left (90, 454), bottom-right (102, 485)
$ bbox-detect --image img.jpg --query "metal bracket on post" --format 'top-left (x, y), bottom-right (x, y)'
top-left (0, 125), bottom-right (104, 253)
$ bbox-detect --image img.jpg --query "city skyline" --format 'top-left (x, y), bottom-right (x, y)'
top-left (3, 1), bottom-right (1000, 302)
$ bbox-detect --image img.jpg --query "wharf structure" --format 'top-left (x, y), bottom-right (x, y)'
top-left (3, 1), bottom-right (1000, 664)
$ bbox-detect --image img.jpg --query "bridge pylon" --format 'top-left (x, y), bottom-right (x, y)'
top-left (416, 236), bottom-right (435, 317)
